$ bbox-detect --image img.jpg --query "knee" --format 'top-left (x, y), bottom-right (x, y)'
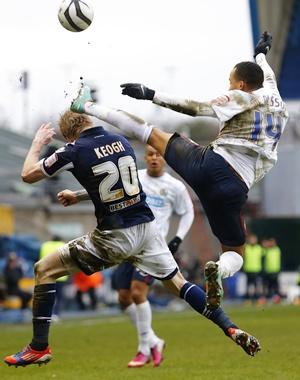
top-left (34, 259), bottom-right (50, 283)
top-left (131, 287), bottom-right (147, 304)
top-left (222, 245), bottom-right (245, 256)
top-left (118, 290), bottom-right (132, 309)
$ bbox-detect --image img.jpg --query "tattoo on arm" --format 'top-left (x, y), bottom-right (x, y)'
top-left (74, 189), bottom-right (90, 201)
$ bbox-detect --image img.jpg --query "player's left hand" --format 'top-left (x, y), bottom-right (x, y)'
top-left (120, 83), bottom-right (155, 100)
top-left (168, 236), bottom-right (182, 255)
top-left (254, 31), bottom-right (272, 58)
top-left (57, 189), bottom-right (79, 207)
top-left (33, 123), bottom-right (56, 146)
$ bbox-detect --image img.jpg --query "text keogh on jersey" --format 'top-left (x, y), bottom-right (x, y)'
top-left (94, 141), bottom-right (125, 159)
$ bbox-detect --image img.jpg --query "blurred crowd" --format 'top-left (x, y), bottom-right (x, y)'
top-left (243, 234), bottom-right (283, 304)
top-left (1, 232), bottom-right (300, 321)
top-left (0, 234), bottom-right (203, 321)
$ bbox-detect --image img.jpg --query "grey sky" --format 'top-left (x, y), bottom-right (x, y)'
top-left (0, 0), bottom-right (253, 133)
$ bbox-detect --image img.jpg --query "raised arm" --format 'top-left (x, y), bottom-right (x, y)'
top-left (254, 31), bottom-right (277, 91)
top-left (21, 123), bottom-right (55, 183)
top-left (121, 83), bottom-right (216, 117)
top-left (153, 92), bottom-right (216, 117)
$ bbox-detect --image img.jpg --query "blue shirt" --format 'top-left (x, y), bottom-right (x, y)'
top-left (42, 126), bottom-right (154, 229)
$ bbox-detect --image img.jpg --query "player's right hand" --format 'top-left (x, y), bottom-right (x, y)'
top-left (57, 189), bottom-right (79, 207)
top-left (33, 123), bottom-right (55, 146)
top-left (120, 83), bottom-right (155, 100)
top-left (254, 31), bottom-right (272, 58)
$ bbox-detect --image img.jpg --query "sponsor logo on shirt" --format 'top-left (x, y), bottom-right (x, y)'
top-left (109, 194), bottom-right (141, 212)
top-left (146, 195), bottom-right (165, 208)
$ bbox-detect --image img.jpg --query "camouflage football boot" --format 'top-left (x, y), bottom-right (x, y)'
top-left (204, 261), bottom-right (224, 309)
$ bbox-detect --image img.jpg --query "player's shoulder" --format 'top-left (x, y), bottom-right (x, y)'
top-left (229, 89), bottom-right (259, 102)
top-left (163, 172), bottom-right (186, 191)
top-left (212, 90), bottom-right (258, 107)
top-left (54, 143), bottom-right (76, 155)
top-left (138, 168), bottom-right (147, 178)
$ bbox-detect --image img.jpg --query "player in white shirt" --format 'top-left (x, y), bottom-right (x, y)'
top-left (70, 31), bottom-right (288, 311)
top-left (61, 145), bottom-right (194, 367)
top-left (111, 145), bottom-right (194, 367)
top-left (138, 147), bottom-right (194, 241)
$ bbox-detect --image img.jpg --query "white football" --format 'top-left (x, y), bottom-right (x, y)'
top-left (58, 0), bottom-right (94, 32)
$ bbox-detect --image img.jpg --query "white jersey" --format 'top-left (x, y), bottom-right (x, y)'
top-left (153, 54), bottom-right (289, 188)
top-left (138, 169), bottom-right (194, 239)
top-left (210, 53), bottom-right (289, 188)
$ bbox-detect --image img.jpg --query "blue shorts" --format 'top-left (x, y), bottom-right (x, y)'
top-left (164, 133), bottom-right (248, 246)
top-left (111, 262), bottom-right (155, 290)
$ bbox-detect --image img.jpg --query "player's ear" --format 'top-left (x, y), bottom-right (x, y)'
top-left (239, 80), bottom-right (246, 90)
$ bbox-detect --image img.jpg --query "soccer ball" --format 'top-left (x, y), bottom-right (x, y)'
top-left (58, 0), bottom-right (94, 32)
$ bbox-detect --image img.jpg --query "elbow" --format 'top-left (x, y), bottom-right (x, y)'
top-left (22, 174), bottom-right (33, 183)
top-left (21, 171), bottom-right (36, 184)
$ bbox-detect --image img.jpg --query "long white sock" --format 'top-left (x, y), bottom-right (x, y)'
top-left (136, 301), bottom-right (158, 356)
top-left (86, 104), bottom-right (153, 143)
top-left (217, 251), bottom-right (243, 278)
top-left (125, 303), bottom-right (137, 325)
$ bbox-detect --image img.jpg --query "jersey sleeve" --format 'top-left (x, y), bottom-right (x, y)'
top-left (211, 90), bottom-right (260, 122)
top-left (40, 144), bottom-right (75, 177)
top-left (255, 53), bottom-right (278, 92)
top-left (153, 91), bottom-right (216, 117)
top-left (174, 184), bottom-right (193, 215)
top-left (174, 185), bottom-right (194, 239)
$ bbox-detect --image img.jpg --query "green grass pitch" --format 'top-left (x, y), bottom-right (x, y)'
top-left (0, 305), bottom-right (299, 380)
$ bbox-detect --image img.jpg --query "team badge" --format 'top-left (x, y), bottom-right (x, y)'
top-left (44, 153), bottom-right (58, 167)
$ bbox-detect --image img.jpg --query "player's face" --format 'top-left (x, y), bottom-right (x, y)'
top-left (247, 234), bottom-right (258, 245)
top-left (145, 146), bottom-right (164, 177)
top-left (229, 68), bottom-right (245, 91)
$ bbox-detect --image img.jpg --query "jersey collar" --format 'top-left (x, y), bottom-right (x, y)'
top-left (79, 126), bottom-right (106, 137)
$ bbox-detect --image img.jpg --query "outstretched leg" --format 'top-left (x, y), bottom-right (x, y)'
top-left (163, 271), bottom-right (261, 357)
top-left (71, 83), bottom-right (172, 156)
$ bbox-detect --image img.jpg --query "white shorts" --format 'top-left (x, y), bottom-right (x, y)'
top-left (59, 220), bottom-right (178, 279)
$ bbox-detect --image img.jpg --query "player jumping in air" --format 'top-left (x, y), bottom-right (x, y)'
top-left (69, 31), bottom-right (288, 310)
top-left (5, 111), bottom-right (260, 367)
top-left (57, 144), bottom-right (194, 367)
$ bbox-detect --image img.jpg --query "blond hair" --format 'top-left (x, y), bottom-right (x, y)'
top-left (59, 110), bottom-right (92, 141)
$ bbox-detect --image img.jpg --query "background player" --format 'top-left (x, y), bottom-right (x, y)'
top-left (59, 144), bottom-right (194, 367)
top-left (71, 31), bottom-right (288, 310)
top-left (5, 110), bottom-right (260, 367)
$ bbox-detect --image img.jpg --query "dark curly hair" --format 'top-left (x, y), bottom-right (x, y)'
top-left (234, 61), bottom-right (264, 90)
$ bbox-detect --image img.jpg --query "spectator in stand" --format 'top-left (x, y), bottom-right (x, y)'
top-left (262, 238), bottom-right (282, 303)
top-left (4, 252), bottom-right (32, 310)
top-left (73, 272), bottom-right (103, 310)
top-left (243, 234), bottom-right (264, 302)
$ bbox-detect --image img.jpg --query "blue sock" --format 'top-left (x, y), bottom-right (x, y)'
top-left (180, 282), bottom-right (237, 334)
top-left (30, 283), bottom-right (56, 350)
